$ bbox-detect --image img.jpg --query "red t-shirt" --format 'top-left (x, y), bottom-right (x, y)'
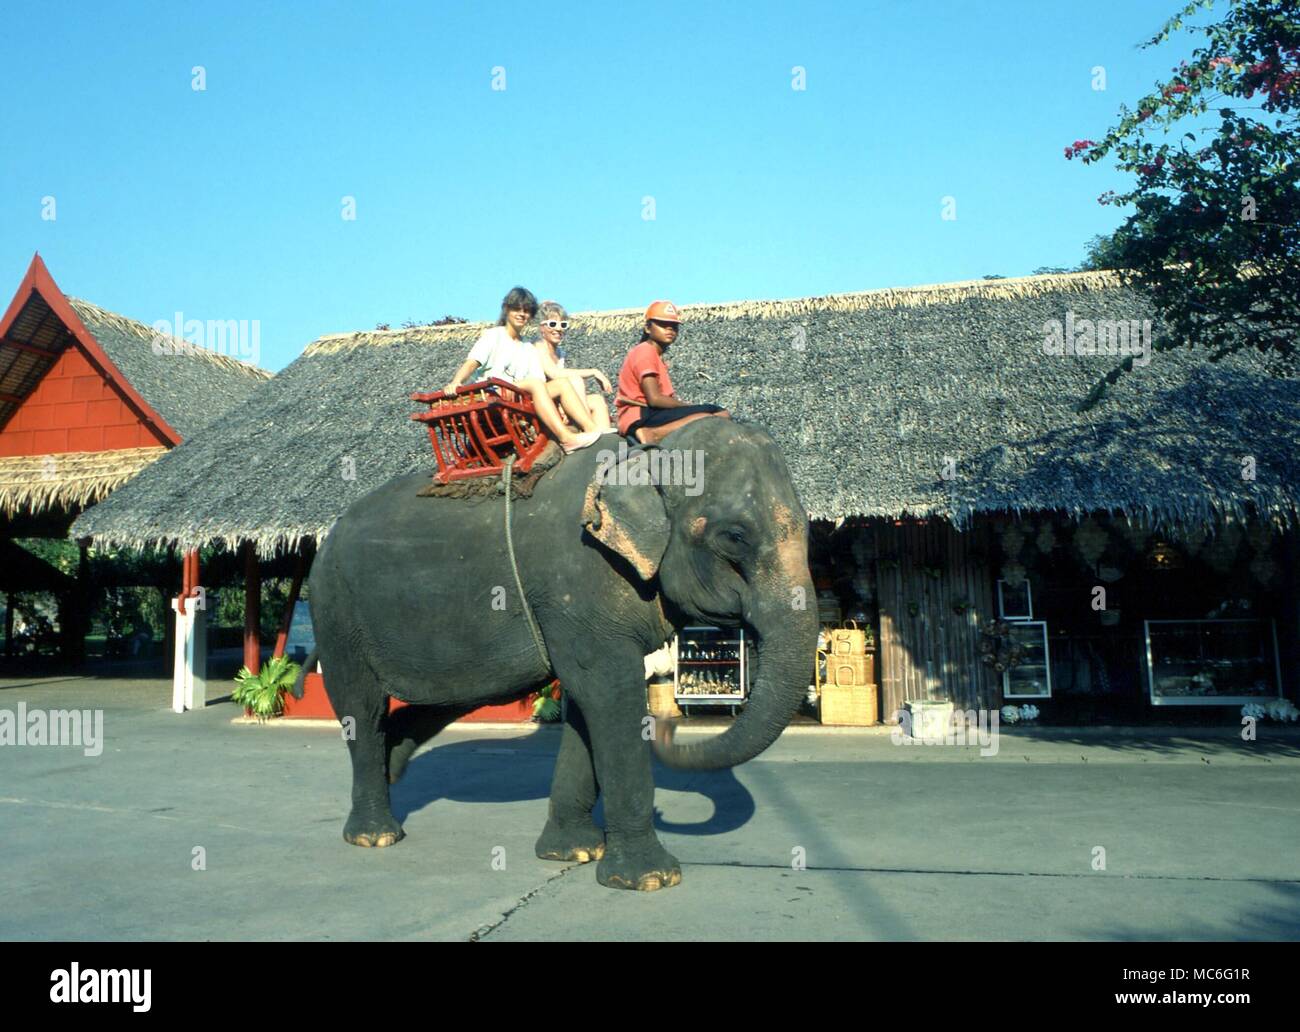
top-left (616, 341), bottom-right (675, 434)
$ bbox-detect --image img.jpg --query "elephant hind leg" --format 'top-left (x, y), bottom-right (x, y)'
top-left (386, 704), bottom-right (474, 784)
top-left (325, 665), bottom-right (405, 848)
top-left (342, 718), bottom-right (405, 848)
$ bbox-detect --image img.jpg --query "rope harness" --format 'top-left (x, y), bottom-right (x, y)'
top-left (502, 455), bottom-right (552, 675)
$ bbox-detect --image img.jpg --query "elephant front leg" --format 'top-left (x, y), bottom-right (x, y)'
top-left (573, 675), bottom-right (681, 892)
top-left (535, 704), bottom-right (606, 863)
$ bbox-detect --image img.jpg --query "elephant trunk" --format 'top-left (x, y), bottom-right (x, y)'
top-left (652, 589), bottom-right (818, 771)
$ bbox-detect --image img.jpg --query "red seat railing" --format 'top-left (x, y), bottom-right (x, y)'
top-left (410, 379), bottom-right (552, 484)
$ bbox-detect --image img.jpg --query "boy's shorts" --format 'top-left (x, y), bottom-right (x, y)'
top-left (624, 403), bottom-right (724, 439)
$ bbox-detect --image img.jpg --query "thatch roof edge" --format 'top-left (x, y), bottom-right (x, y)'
top-left (0, 447), bottom-right (169, 517)
top-left (74, 521), bottom-right (335, 560)
top-left (78, 487), bottom-right (1297, 557)
top-left (306, 269), bottom-right (1126, 355)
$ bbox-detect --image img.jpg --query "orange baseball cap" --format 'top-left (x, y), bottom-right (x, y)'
top-left (644, 300), bottom-right (682, 323)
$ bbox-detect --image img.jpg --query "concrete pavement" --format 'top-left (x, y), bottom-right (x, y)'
top-left (2, 670), bottom-right (1298, 941)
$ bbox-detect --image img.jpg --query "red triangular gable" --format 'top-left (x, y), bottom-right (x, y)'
top-left (0, 255), bottom-right (179, 457)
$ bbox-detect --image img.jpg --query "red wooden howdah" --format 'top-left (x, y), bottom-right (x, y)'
top-left (410, 379), bottom-right (550, 484)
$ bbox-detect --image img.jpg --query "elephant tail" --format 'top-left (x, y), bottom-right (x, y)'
top-left (290, 649), bottom-right (319, 699)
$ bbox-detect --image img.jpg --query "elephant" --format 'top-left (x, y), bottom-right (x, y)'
top-left (294, 415), bottom-right (818, 890)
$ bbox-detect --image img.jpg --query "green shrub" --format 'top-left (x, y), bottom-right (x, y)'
top-left (232, 655), bottom-right (301, 721)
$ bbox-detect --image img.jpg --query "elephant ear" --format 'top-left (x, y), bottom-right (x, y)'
top-left (581, 455), bottom-right (671, 582)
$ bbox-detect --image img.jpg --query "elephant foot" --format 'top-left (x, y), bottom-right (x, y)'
top-left (343, 809), bottom-right (405, 848)
top-left (535, 818), bottom-right (606, 863)
top-left (596, 838), bottom-right (682, 891)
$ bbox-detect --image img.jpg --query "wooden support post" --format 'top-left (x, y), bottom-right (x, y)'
top-left (75, 541), bottom-right (89, 664)
top-left (56, 542), bottom-right (91, 666)
top-left (243, 542), bottom-right (261, 675)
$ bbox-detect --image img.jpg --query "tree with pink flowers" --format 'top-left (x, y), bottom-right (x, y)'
top-left (1067, 0), bottom-right (1298, 406)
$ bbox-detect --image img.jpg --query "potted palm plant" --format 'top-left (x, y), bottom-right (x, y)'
top-left (232, 655), bottom-right (302, 722)
top-left (531, 680), bottom-right (563, 722)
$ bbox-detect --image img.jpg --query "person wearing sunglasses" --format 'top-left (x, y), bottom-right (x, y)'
top-left (615, 300), bottom-right (729, 445)
top-left (443, 286), bottom-right (601, 454)
top-left (532, 300), bottom-right (614, 434)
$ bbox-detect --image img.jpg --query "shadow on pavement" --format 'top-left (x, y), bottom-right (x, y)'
top-left (389, 734), bottom-right (758, 836)
top-left (1094, 881), bottom-right (1300, 941)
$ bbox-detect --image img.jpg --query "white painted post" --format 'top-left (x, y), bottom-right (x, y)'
top-left (187, 604), bottom-right (207, 710)
top-left (170, 594), bottom-right (208, 711)
top-left (171, 597), bottom-right (190, 713)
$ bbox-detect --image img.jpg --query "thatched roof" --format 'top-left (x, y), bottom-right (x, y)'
top-left (0, 255), bottom-right (272, 518)
top-left (0, 446), bottom-right (167, 516)
top-left (70, 270), bottom-right (1300, 555)
top-left (65, 298), bottom-right (271, 440)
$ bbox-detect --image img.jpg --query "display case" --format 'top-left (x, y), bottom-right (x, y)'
top-left (673, 626), bottom-right (749, 716)
top-left (1002, 620), bottom-right (1051, 699)
top-left (1145, 619), bottom-right (1281, 706)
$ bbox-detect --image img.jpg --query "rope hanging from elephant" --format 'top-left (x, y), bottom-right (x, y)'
top-left (502, 455), bottom-right (553, 674)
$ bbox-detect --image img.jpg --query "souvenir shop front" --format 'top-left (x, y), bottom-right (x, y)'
top-left (787, 514), bottom-right (1299, 727)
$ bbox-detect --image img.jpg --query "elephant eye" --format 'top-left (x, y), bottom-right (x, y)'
top-left (716, 525), bottom-right (752, 554)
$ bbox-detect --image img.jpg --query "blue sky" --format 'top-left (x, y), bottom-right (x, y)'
top-left (1, 0), bottom-right (1195, 370)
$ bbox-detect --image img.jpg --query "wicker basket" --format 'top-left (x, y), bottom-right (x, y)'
top-left (646, 678), bottom-right (681, 718)
top-left (820, 682), bottom-right (878, 726)
top-left (828, 619), bottom-right (870, 656)
top-left (827, 653), bottom-right (874, 687)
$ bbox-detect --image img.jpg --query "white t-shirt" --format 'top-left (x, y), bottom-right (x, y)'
top-left (468, 326), bottom-right (543, 385)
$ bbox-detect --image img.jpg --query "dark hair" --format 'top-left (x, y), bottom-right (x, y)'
top-left (639, 318), bottom-right (680, 343)
top-left (497, 287), bottom-right (538, 326)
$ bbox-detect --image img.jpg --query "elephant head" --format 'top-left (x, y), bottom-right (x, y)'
top-left (582, 417), bottom-right (818, 770)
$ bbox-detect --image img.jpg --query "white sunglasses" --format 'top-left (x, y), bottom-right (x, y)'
top-left (541, 320), bottom-right (569, 329)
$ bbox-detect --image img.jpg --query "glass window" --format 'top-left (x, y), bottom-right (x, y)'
top-left (1146, 619), bottom-right (1281, 706)
top-left (284, 600), bottom-right (315, 663)
top-left (1003, 621), bottom-right (1051, 698)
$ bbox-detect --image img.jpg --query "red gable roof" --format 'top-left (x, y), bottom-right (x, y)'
top-left (0, 254), bottom-right (181, 456)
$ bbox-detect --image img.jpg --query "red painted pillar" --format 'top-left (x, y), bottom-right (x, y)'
top-left (243, 543), bottom-right (260, 674)
top-left (185, 550), bottom-right (200, 607)
top-left (177, 549), bottom-right (199, 612)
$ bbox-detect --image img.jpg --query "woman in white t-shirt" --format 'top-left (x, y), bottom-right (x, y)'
top-left (533, 300), bottom-right (613, 433)
top-left (443, 287), bottom-right (600, 453)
